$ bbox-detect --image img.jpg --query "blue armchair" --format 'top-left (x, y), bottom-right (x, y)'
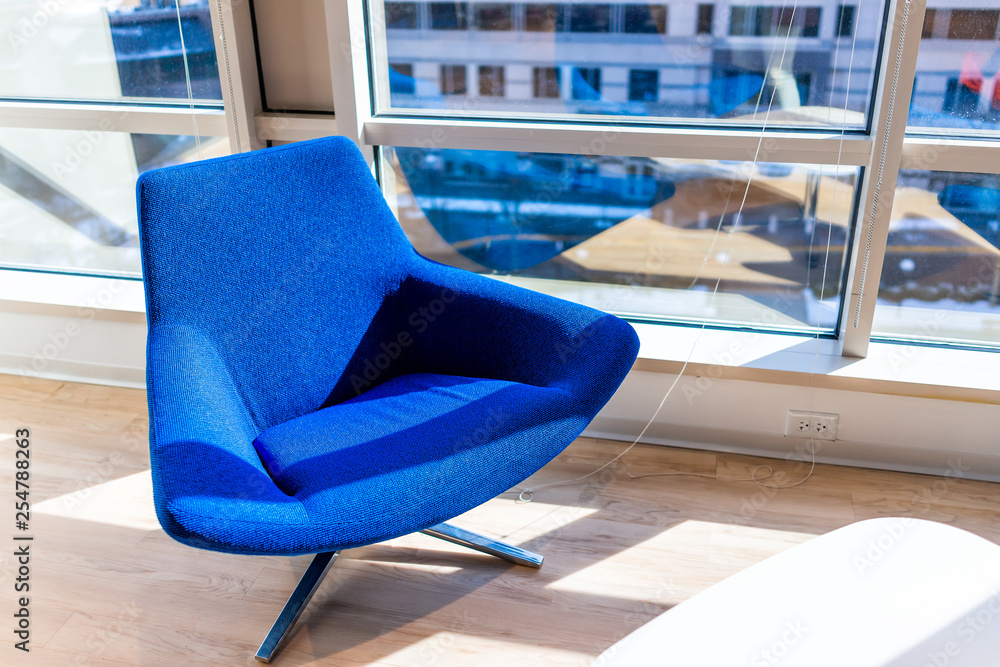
top-left (137, 136), bottom-right (638, 662)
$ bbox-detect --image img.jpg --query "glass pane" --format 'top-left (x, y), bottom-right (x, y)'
top-left (0, 0), bottom-right (222, 103)
top-left (909, 7), bottom-right (1000, 135)
top-left (381, 145), bottom-right (858, 331)
top-left (372, 1), bottom-right (885, 129)
top-left (872, 169), bottom-right (1000, 347)
top-left (0, 129), bottom-right (228, 276)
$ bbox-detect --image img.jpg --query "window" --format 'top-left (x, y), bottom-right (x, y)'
top-left (479, 66), bottom-right (505, 97)
top-left (533, 67), bottom-right (561, 98)
top-left (947, 10), bottom-right (1000, 41)
top-left (440, 65), bottom-right (467, 95)
top-left (389, 63), bottom-right (415, 95)
top-left (922, 8), bottom-right (937, 39)
top-left (730, 6), bottom-right (822, 38)
top-left (385, 2), bottom-right (418, 29)
top-left (697, 4), bottom-right (715, 36)
top-left (0, 0), bottom-right (228, 276)
top-left (2, 1), bottom-right (222, 102)
top-left (569, 4), bottom-right (613, 33)
top-left (525, 3), bottom-right (564, 32)
top-left (883, 5), bottom-right (1000, 348)
top-left (624, 5), bottom-right (667, 35)
top-left (629, 69), bottom-right (659, 102)
top-left (836, 5), bottom-right (856, 38)
top-left (429, 2), bottom-right (469, 30)
top-left (872, 170), bottom-right (1000, 347)
top-left (378, 2), bottom-right (877, 127)
top-left (474, 3), bottom-right (513, 31)
top-left (572, 67), bottom-right (602, 100)
top-left (909, 8), bottom-right (1000, 130)
top-left (369, 0), bottom-right (898, 343)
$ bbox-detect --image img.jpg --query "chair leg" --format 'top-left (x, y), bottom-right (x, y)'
top-left (420, 522), bottom-right (544, 568)
top-left (255, 551), bottom-right (340, 663)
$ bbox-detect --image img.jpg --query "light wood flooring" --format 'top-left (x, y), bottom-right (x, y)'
top-left (2, 372), bottom-right (999, 666)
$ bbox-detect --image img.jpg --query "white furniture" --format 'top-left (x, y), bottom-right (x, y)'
top-left (594, 518), bottom-right (1000, 666)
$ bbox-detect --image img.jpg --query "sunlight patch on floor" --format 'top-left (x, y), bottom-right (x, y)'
top-left (34, 468), bottom-right (160, 531)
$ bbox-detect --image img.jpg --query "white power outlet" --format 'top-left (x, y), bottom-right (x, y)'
top-left (784, 410), bottom-right (839, 441)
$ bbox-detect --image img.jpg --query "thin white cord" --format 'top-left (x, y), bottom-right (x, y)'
top-left (174, 0), bottom-right (204, 157)
top-left (511, 2), bottom-right (822, 502)
top-left (626, 441), bottom-right (818, 490)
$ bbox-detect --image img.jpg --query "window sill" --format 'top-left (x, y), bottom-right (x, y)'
top-left (0, 270), bottom-right (145, 314)
top-left (631, 322), bottom-right (1000, 403)
top-left (2, 269), bottom-right (997, 403)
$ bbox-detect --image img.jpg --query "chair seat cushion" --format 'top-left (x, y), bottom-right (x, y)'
top-left (252, 372), bottom-right (584, 550)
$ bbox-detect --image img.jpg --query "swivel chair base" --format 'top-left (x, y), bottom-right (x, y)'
top-left (254, 523), bottom-right (543, 663)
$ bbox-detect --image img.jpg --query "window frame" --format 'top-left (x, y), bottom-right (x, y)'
top-left (334, 0), bottom-right (994, 359)
top-left (11, 0), bottom-right (1000, 364)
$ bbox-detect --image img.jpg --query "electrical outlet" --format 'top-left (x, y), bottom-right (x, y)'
top-left (785, 410), bottom-right (839, 441)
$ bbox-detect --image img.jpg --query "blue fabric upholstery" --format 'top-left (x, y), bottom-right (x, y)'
top-left (137, 136), bottom-right (639, 556)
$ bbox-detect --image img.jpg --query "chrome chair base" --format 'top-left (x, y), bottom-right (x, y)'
top-left (420, 522), bottom-right (544, 568)
top-left (253, 524), bottom-right (542, 662)
top-left (255, 550), bottom-right (339, 663)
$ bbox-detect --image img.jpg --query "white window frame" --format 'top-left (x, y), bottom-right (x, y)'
top-left (234, 0), bottom-right (1000, 365)
top-left (6, 0), bottom-right (1000, 381)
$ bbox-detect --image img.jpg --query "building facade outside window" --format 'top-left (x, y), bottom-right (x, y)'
top-left (533, 66), bottom-right (562, 98)
top-left (479, 65), bottom-right (506, 96)
top-left (628, 69), bottom-right (659, 101)
top-left (440, 64), bottom-right (468, 95)
top-left (429, 2), bottom-right (469, 30)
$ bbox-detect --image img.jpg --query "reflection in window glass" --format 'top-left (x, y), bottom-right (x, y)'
top-left (909, 8), bottom-right (1000, 133)
top-left (374, 0), bottom-right (885, 128)
top-left (624, 5), bottom-right (667, 35)
top-left (573, 67), bottom-right (602, 100)
top-left (629, 69), bottom-right (659, 101)
top-left (440, 65), bottom-right (467, 95)
top-left (0, 0), bottom-right (221, 102)
top-left (474, 3), bottom-right (513, 31)
top-left (730, 6), bottom-right (822, 38)
top-left (0, 129), bottom-right (228, 276)
top-left (381, 146), bottom-right (857, 331)
top-left (429, 2), bottom-right (469, 30)
top-left (533, 67), bottom-right (561, 98)
top-left (697, 4), bottom-right (715, 35)
top-left (390, 63), bottom-right (416, 94)
top-left (479, 65), bottom-right (505, 96)
top-left (385, 2), bottom-right (419, 29)
top-left (569, 4), bottom-right (613, 33)
top-left (525, 3), bottom-right (563, 32)
top-left (873, 170), bottom-right (1000, 347)
top-left (836, 5), bottom-right (856, 39)
top-left (947, 10), bottom-right (999, 41)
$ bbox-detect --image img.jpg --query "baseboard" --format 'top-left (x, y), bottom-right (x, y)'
top-left (584, 417), bottom-right (1000, 484)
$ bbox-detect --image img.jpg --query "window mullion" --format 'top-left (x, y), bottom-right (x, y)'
top-left (838, 0), bottom-right (927, 358)
top-left (209, 0), bottom-right (265, 153)
top-left (0, 101), bottom-right (226, 136)
top-left (363, 116), bottom-right (874, 165)
top-left (326, 0), bottom-right (376, 170)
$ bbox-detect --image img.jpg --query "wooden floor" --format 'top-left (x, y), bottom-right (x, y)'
top-left (3, 372), bottom-right (1000, 666)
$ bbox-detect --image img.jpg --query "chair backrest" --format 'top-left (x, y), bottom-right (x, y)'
top-left (138, 137), bottom-right (413, 431)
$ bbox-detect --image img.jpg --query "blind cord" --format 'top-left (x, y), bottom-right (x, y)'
top-left (510, 1), bottom-right (827, 502)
